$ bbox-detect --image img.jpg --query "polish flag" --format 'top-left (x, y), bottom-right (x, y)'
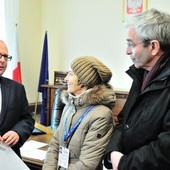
top-left (12, 26), bottom-right (22, 83)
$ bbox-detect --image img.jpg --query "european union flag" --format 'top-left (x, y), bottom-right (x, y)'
top-left (38, 32), bottom-right (49, 125)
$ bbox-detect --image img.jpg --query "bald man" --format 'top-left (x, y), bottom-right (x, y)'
top-left (0, 40), bottom-right (34, 157)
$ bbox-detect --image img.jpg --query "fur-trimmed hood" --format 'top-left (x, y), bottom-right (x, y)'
top-left (61, 84), bottom-right (116, 110)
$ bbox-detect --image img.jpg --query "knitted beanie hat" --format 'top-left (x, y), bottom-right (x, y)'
top-left (71, 56), bottom-right (112, 88)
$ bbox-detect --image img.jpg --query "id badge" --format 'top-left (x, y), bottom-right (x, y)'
top-left (58, 146), bottom-right (69, 169)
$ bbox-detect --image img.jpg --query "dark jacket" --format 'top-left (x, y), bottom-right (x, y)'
top-left (0, 77), bottom-right (35, 157)
top-left (104, 55), bottom-right (170, 170)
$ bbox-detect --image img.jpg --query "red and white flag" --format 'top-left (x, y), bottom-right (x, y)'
top-left (12, 26), bottom-right (22, 83)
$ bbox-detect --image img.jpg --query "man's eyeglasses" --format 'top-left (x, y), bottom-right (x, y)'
top-left (0, 54), bottom-right (12, 61)
top-left (127, 41), bottom-right (143, 49)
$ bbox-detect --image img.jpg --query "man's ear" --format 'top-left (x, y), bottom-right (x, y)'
top-left (150, 40), bottom-right (160, 55)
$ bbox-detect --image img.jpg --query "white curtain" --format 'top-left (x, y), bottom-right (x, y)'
top-left (2, 0), bottom-right (19, 79)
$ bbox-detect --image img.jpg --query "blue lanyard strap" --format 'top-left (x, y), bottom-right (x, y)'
top-left (64, 105), bottom-right (94, 141)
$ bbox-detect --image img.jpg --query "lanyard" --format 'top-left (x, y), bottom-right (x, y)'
top-left (64, 105), bottom-right (94, 141)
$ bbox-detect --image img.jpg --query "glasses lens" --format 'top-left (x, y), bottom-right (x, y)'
top-left (7, 55), bottom-right (12, 61)
top-left (0, 54), bottom-right (12, 61)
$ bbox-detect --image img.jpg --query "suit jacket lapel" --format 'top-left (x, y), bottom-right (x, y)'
top-left (0, 77), bottom-right (10, 125)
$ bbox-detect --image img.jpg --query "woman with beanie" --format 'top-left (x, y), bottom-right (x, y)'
top-left (43, 56), bottom-right (116, 170)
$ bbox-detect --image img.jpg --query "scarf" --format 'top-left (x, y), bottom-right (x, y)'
top-left (141, 52), bottom-right (170, 91)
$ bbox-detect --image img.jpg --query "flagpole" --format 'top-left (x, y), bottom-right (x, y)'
top-left (34, 92), bottom-right (39, 121)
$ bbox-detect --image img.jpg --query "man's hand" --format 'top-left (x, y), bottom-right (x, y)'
top-left (111, 151), bottom-right (123, 170)
top-left (2, 131), bottom-right (20, 146)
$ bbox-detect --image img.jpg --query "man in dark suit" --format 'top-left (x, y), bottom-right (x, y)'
top-left (0, 40), bottom-right (35, 157)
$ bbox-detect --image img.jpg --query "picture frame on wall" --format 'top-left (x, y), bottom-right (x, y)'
top-left (122, 0), bottom-right (148, 22)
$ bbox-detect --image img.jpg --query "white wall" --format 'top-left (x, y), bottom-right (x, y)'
top-left (19, 0), bottom-right (42, 103)
top-left (18, 0), bottom-right (170, 103)
top-left (42, 0), bottom-right (170, 93)
top-left (42, 0), bottom-right (131, 92)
